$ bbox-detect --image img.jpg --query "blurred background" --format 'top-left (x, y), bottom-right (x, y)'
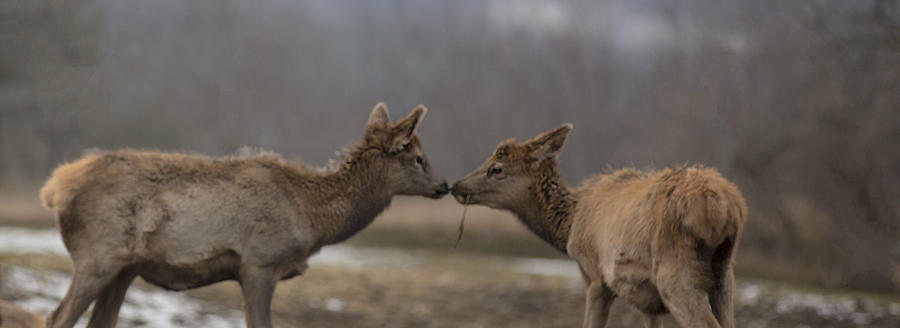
top-left (1, 0), bottom-right (899, 327)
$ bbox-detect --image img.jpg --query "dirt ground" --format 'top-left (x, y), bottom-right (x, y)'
top-left (195, 256), bottom-right (900, 328)
top-left (4, 250), bottom-right (899, 328)
top-left (1, 196), bottom-right (899, 327)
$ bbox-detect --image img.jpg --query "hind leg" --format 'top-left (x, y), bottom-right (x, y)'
top-left (709, 265), bottom-right (735, 328)
top-left (86, 269), bottom-right (136, 328)
top-left (709, 239), bottom-right (736, 328)
top-left (655, 258), bottom-right (721, 328)
top-left (47, 261), bottom-right (123, 328)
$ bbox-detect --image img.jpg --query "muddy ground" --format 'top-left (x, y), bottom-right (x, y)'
top-left (1, 197), bottom-right (898, 327)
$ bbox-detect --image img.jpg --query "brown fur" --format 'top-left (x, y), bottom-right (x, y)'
top-left (452, 124), bottom-right (747, 328)
top-left (38, 104), bottom-right (448, 328)
top-left (0, 300), bottom-right (45, 328)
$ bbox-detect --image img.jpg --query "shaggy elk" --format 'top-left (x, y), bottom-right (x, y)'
top-left (451, 124), bottom-right (747, 328)
top-left (39, 104), bottom-right (449, 328)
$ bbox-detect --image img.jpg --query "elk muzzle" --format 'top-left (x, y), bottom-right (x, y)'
top-left (450, 182), bottom-right (472, 204)
top-left (430, 181), bottom-right (450, 199)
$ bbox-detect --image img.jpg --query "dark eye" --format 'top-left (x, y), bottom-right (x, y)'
top-left (415, 156), bottom-right (424, 165)
top-left (489, 167), bottom-right (503, 176)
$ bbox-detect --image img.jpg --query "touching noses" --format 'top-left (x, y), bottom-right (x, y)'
top-left (431, 181), bottom-right (450, 199)
top-left (449, 181), bottom-right (469, 201)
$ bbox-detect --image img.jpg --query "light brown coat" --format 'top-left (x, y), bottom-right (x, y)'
top-left (452, 124), bottom-right (747, 328)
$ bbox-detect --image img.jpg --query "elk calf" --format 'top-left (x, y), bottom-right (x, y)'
top-left (452, 124), bottom-right (747, 328)
top-left (0, 300), bottom-right (46, 328)
top-left (39, 104), bottom-right (449, 328)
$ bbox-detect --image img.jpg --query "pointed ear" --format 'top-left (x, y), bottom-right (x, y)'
top-left (367, 102), bottom-right (391, 127)
top-left (390, 105), bottom-right (427, 151)
top-left (527, 123), bottom-right (573, 160)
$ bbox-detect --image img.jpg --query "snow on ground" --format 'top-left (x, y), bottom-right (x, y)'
top-left (0, 227), bottom-right (66, 255)
top-left (1, 227), bottom-right (898, 327)
top-left (1, 265), bottom-right (244, 328)
top-left (511, 257), bottom-right (581, 278)
top-left (309, 245), bottom-right (424, 270)
top-left (737, 282), bottom-right (900, 325)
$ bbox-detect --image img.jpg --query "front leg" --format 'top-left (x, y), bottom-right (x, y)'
top-left (239, 265), bottom-right (278, 328)
top-left (583, 282), bottom-right (615, 328)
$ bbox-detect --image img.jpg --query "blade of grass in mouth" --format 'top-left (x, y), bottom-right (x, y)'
top-left (453, 194), bottom-right (471, 249)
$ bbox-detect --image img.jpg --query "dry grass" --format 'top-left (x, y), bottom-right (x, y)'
top-left (187, 258), bottom-right (589, 328)
top-left (0, 254), bottom-right (71, 273)
top-left (1, 192), bottom-right (895, 295)
top-left (2, 195), bottom-right (899, 327)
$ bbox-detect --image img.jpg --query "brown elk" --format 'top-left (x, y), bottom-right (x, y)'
top-left (0, 300), bottom-right (46, 328)
top-left (39, 104), bottom-right (449, 328)
top-left (451, 124), bottom-right (747, 328)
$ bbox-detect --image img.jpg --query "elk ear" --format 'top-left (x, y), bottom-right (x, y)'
top-left (528, 123), bottom-right (573, 160)
top-left (390, 105), bottom-right (427, 151)
top-left (367, 102), bottom-right (391, 127)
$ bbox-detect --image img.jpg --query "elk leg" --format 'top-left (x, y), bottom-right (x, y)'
top-left (47, 264), bottom-right (121, 328)
top-left (655, 257), bottom-right (721, 328)
top-left (709, 265), bottom-right (735, 328)
top-left (640, 312), bottom-right (661, 328)
top-left (709, 238), bottom-right (736, 328)
top-left (239, 265), bottom-right (277, 328)
top-left (582, 282), bottom-right (614, 328)
top-left (86, 269), bottom-right (136, 328)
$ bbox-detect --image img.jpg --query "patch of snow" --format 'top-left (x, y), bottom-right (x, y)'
top-left (738, 281), bottom-right (897, 324)
top-left (0, 227), bottom-right (67, 255)
top-left (1, 266), bottom-right (243, 328)
top-left (511, 258), bottom-right (580, 278)
top-left (324, 298), bottom-right (344, 312)
top-left (310, 245), bottom-right (423, 270)
top-left (851, 312), bottom-right (871, 325)
top-left (738, 284), bottom-right (761, 304)
top-left (776, 292), bottom-right (861, 320)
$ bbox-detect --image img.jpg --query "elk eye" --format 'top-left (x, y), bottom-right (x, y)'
top-left (489, 167), bottom-right (503, 176)
top-left (415, 156), bottom-right (424, 165)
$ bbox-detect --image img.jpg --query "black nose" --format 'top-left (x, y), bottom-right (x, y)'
top-left (431, 182), bottom-right (450, 198)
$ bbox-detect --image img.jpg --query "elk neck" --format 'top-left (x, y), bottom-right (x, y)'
top-left (287, 146), bottom-right (393, 247)
top-left (512, 160), bottom-right (576, 254)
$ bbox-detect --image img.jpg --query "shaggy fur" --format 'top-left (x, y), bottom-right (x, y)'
top-left (452, 124), bottom-right (747, 328)
top-left (38, 104), bottom-right (449, 328)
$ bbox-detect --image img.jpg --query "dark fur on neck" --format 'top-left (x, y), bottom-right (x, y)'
top-left (281, 142), bottom-right (393, 248)
top-left (516, 159), bottom-right (575, 254)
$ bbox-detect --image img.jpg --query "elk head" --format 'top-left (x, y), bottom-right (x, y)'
top-left (451, 124), bottom-right (573, 209)
top-left (364, 103), bottom-right (449, 199)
